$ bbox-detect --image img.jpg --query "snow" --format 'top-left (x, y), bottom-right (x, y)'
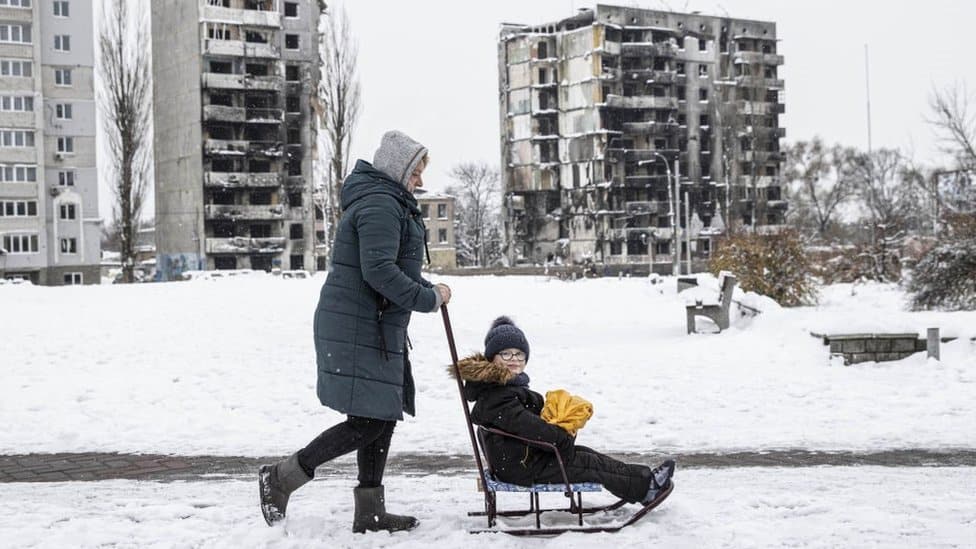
top-left (1, 275), bottom-right (975, 456)
top-left (1, 467), bottom-right (973, 547)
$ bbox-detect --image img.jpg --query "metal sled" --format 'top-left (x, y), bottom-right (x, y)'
top-left (441, 306), bottom-right (673, 536)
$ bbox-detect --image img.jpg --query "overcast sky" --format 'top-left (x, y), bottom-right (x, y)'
top-left (340, 0), bottom-right (976, 193)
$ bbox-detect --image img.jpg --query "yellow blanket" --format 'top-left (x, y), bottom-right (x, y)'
top-left (541, 389), bottom-right (593, 436)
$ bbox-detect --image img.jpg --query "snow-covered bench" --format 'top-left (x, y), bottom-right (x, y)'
top-left (686, 273), bottom-right (737, 333)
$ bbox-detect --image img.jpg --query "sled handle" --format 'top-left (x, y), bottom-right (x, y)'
top-left (442, 305), bottom-right (489, 485)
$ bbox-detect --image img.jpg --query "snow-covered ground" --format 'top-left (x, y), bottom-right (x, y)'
top-left (2, 467), bottom-right (973, 548)
top-left (2, 274), bottom-right (974, 456)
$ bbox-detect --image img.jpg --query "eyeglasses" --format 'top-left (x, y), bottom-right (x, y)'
top-left (498, 350), bottom-right (526, 362)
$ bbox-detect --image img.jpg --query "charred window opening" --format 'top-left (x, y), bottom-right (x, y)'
top-left (212, 221), bottom-right (235, 237)
top-left (290, 255), bottom-right (304, 270)
top-left (251, 256), bottom-right (272, 272)
top-left (284, 2), bottom-right (298, 17)
top-left (245, 63), bottom-right (269, 76)
top-left (249, 160), bottom-right (271, 173)
top-left (537, 41), bottom-right (548, 59)
top-left (285, 65), bottom-right (300, 81)
top-left (285, 34), bottom-right (299, 50)
top-left (210, 158), bottom-right (236, 172)
top-left (288, 192), bottom-right (302, 207)
top-left (250, 191), bottom-right (272, 205)
top-left (698, 38), bottom-right (708, 52)
top-left (289, 223), bottom-right (303, 239)
top-left (210, 61), bottom-right (232, 74)
top-left (288, 156), bottom-right (302, 176)
top-left (250, 224), bottom-right (271, 238)
top-left (286, 95), bottom-right (300, 113)
top-left (209, 93), bottom-right (233, 106)
top-left (699, 88), bottom-right (708, 101)
top-left (676, 62), bottom-right (686, 75)
top-left (214, 256), bottom-right (236, 270)
top-left (244, 30), bottom-right (268, 44)
top-left (207, 125), bottom-right (234, 140)
top-left (211, 190), bottom-right (234, 205)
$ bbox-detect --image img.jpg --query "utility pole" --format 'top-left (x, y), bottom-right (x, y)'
top-left (673, 159), bottom-right (681, 276)
top-left (685, 193), bottom-right (692, 274)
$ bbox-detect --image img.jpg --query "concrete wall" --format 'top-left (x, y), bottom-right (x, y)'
top-left (151, 0), bottom-right (205, 280)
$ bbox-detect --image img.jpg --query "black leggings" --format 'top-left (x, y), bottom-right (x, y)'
top-left (296, 416), bottom-right (397, 488)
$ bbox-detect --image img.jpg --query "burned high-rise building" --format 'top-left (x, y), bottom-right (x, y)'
top-left (151, 0), bottom-right (321, 279)
top-left (498, 5), bottom-right (787, 269)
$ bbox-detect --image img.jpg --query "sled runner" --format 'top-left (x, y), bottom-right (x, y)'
top-left (441, 305), bottom-right (673, 536)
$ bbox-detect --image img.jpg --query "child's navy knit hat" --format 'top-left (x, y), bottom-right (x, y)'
top-left (484, 316), bottom-right (530, 362)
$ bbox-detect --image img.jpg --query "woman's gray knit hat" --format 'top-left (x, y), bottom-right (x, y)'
top-left (372, 130), bottom-right (428, 188)
top-left (484, 316), bottom-right (530, 362)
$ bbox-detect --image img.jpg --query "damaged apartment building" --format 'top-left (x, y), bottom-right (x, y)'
top-left (151, 0), bottom-right (320, 280)
top-left (499, 5), bottom-right (787, 269)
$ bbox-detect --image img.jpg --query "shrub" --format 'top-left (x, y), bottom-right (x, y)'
top-left (709, 229), bottom-right (819, 306)
top-left (907, 236), bottom-right (976, 311)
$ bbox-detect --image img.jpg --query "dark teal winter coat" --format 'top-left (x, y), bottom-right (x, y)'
top-left (314, 160), bottom-right (438, 421)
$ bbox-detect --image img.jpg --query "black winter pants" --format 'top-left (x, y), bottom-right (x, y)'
top-left (534, 446), bottom-right (652, 503)
top-left (296, 415), bottom-right (397, 488)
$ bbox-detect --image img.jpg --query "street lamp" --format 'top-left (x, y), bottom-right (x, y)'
top-left (639, 152), bottom-right (680, 276)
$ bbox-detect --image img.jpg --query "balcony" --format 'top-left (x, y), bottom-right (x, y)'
top-left (204, 172), bottom-right (281, 188)
top-left (204, 139), bottom-right (249, 156)
top-left (245, 108), bottom-right (284, 123)
top-left (621, 69), bottom-right (677, 85)
top-left (200, 5), bottom-right (281, 27)
top-left (732, 51), bottom-right (784, 66)
top-left (608, 227), bottom-right (674, 241)
top-left (202, 73), bottom-right (284, 91)
top-left (620, 42), bottom-right (677, 58)
top-left (248, 141), bottom-right (284, 157)
top-left (205, 237), bottom-right (286, 254)
top-left (737, 175), bottom-right (781, 187)
top-left (734, 75), bottom-right (784, 89)
top-left (608, 148), bottom-right (678, 163)
top-left (621, 121), bottom-right (679, 136)
top-left (203, 105), bottom-right (246, 123)
top-left (605, 95), bottom-right (678, 110)
top-left (202, 39), bottom-right (280, 59)
top-left (204, 204), bottom-right (284, 221)
top-left (624, 201), bottom-right (662, 215)
top-left (737, 100), bottom-right (785, 116)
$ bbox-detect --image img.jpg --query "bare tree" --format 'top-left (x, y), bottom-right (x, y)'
top-left (923, 83), bottom-right (976, 225)
top-left (849, 148), bottom-right (922, 280)
top-left (783, 138), bottom-right (857, 238)
top-left (446, 162), bottom-right (503, 267)
top-left (99, 0), bottom-right (151, 283)
top-left (928, 82), bottom-right (976, 172)
top-left (312, 2), bottom-right (361, 247)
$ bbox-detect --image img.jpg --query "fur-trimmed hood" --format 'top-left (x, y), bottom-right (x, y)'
top-left (450, 353), bottom-right (518, 403)
top-left (448, 353), bottom-right (515, 385)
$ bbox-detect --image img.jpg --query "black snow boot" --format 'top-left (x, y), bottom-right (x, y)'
top-left (259, 453), bottom-right (312, 526)
top-left (352, 485), bottom-right (420, 533)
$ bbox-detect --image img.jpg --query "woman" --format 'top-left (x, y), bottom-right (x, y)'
top-left (457, 316), bottom-right (675, 506)
top-left (259, 130), bottom-right (451, 533)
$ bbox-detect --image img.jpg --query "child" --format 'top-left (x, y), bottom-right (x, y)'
top-left (457, 316), bottom-right (675, 505)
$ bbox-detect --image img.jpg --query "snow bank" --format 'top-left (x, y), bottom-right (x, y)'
top-left (2, 275), bottom-right (974, 456)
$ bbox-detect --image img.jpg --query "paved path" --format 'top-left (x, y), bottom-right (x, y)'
top-left (2, 450), bottom-right (975, 483)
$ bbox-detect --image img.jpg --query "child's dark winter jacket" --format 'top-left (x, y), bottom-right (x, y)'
top-left (456, 353), bottom-right (576, 486)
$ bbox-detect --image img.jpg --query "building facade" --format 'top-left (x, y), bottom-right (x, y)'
top-left (417, 192), bottom-right (457, 269)
top-left (498, 5), bottom-right (787, 269)
top-left (0, 0), bottom-right (99, 285)
top-left (151, 0), bottom-right (320, 280)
